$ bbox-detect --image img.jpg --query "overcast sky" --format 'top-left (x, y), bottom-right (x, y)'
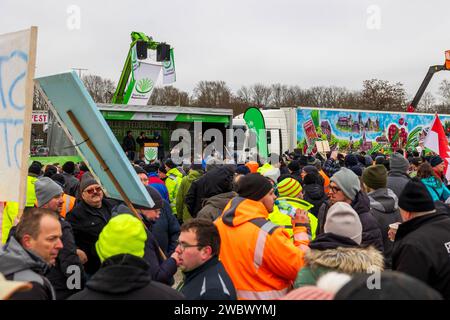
top-left (2, 0), bottom-right (450, 100)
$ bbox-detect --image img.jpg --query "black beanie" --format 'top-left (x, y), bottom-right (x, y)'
top-left (134, 165), bottom-right (147, 175)
top-left (430, 156), bottom-right (443, 167)
top-left (288, 160), bottom-right (300, 172)
top-left (144, 185), bottom-right (163, 209)
top-left (28, 162), bottom-right (42, 176)
top-left (399, 178), bottom-right (435, 212)
top-left (237, 173), bottom-right (273, 201)
top-left (62, 161), bottom-right (76, 174)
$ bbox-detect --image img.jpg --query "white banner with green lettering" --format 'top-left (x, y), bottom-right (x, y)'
top-left (126, 60), bottom-right (162, 106)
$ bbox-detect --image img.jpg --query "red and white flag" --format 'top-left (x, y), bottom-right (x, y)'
top-left (424, 114), bottom-right (450, 179)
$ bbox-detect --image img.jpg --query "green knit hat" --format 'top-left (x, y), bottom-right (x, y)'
top-left (95, 214), bottom-right (147, 263)
top-left (362, 165), bottom-right (387, 190)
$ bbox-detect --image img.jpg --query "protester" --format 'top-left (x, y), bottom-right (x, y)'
top-left (302, 172), bottom-right (328, 217)
top-left (318, 167), bottom-right (384, 252)
top-left (312, 159), bottom-right (330, 193)
top-left (66, 173), bottom-right (115, 275)
top-left (50, 174), bottom-right (76, 219)
top-left (287, 160), bottom-right (302, 183)
top-left (417, 162), bottom-right (450, 202)
top-left (122, 130), bottom-right (136, 161)
top-left (164, 159), bottom-right (183, 215)
top-left (323, 152), bottom-right (341, 177)
top-left (68, 214), bottom-right (183, 300)
top-left (35, 177), bottom-right (86, 299)
top-left (294, 202), bottom-right (383, 288)
top-left (186, 165), bottom-right (235, 218)
top-left (2, 163), bottom-right (40, 244)
top-left (145, 163), bottom-right (170, 202)
top-left (362, 165), bottom-right (402, 268)
top-left (61, 161), bottom-right (79, 197)
top-left (408, 157), bottom-right (422, 178)
top-left (386, 153), bottom-right (411, 198)
top-left (197, 189), bottom-right (237, 222)
top-left (176, 164), bottom-right (204, 223)
top-left (176, 219), bottom-right (236, 300)
top-left (344, 154), bottom-right (364, 177)
top-left (0, 208), bottom-right (63, 300)
top-left (391, 178), bottom-right (450, 299)
top-left (430, 155), bottom-right (448, 186)
top-left (215, 173), bottom-right (311, 300)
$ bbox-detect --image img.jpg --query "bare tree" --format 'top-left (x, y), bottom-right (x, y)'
top-left (236, 86), bottom-right (253, 105)
top-left (193, 81), bottom-right (232, 107)
top-left (417, 91), bottom-right (436, 113)
top-left (439, 79), bottom-right (450, 106)
top-left (251, 83), bottom-right (272, 107)
top-left (361, 79), bottom-right (406, 111)
top-left (149, 86), bottom-right (191, 106)
top-left (81, 74), bottom-right (116, 103)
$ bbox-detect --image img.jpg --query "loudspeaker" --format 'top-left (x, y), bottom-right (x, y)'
top-left (136, 40), bottom-right (148, 60)
top-left (157, 43), bottom-right (171, 62)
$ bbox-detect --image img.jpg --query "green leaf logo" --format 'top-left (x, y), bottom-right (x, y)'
top-left (145, 148), bottom-right (157, 161)
top-left (163, 60), bottom-right (172, 69)
top-left (136, 78), bottom-right (153, 94)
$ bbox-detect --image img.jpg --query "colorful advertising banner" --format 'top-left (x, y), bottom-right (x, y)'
top-left (297, 107), bottom-right (450, 153)
top-left (163, 48), bottom-right (176, 84)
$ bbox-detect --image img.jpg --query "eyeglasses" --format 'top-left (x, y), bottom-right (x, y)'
top-left (329, 185), bottom-right (342, 194)
top-left (84, 187), bottom-right (103, 195)
top-left (175, 240), bottom-right (204, 252)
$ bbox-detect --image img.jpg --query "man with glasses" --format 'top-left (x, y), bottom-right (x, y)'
top-left (317, 167), bottom-right (383, 252)
top-left (66, 173), bottom-right (116, 276)
top-left (175, 219), bottom-right (236, 300)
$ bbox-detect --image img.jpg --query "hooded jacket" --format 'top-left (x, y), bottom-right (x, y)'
top-left (303, 183), bottom-right (328, 217)
top-left (152, 200), bottom-right (180, 256)
top-left (294, 233), bottom-right (384, 288)
top-left (179, 255), bottom-right (237, 300)
top-left (368, 188), bottom-right (402, 269)
top-left (165, 167), bottom-right (183, 215)
top-left (317, 192), bottom-right (384, 253)
top-left (214, 197), bottom-right (310, 300)
top-left (0, 236), bottom-right (55, 300)
top-left (176, 169), bottom-right (203, 222)
top-left (112, 204), bottom-right (177, 286)
top-left (68, 254), bottom-right (184, 300)
top-left (186, 165), bottom-right (235, 217)
top-left (197, 191), bottom-right (237, 222)
top-left (421, 176), bottom-right (450, 202)
top-left (387, 171), bottom-right (411, 199)
top-left (148, 172), bottom-right (170, 202)
top-left (392, 212), bottom-right (450, 299)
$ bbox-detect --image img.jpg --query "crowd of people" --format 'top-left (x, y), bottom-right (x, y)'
top-left (1, 147), bottom-right (450, 300)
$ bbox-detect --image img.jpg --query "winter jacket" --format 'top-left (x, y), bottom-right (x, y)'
top-left (197, 191), bottom-right (237, 222)
top-left (421, 176), bottom-right (450, 202)
top-left (319, 170), bottom-right (330, 193)
top-left (122, 135), bottom-right (136, 152)
top-left (62, 172), bottom-right (80, 197)
top-left (165, 167), bottom-right (183, 215)
top-left (68, 254), bottom-right (184, 300)
top-left (186, 165), bottom-right (235, 217)
top-left (0, 236), bottom-right (55, 300)
top-left (269, 197), bottom-right (318, 240)
top-left (113, 204), bottom-right (177, 286)
top-left (148, 172), bottom-right (169, 202)
top-left (179, 256), bottom-right (237, 300)
top-left (176, 169), bottom-right (203, 222)
top-left (323, 159), bottom-right (340, 177)
top-left (215, 197), bottom-right (310, 300)
top-left (294, 233), bottom-right (384, 288)
top-left (392, 212), bottom-right (450, 299)
top-left (387, 171), bottom-right (411, 199)
top-left (46, 218), bottom-right (86, 300)
top-left (303, 183), bottom-right (328, 217)
top-left (1, 175), bottom-right (38, 244)
top-left (317, 191), bottom-right (384, 253)
top-left (367, 188), bottom-right (402, 269)
top-left (152, 200), bottom-right (180, 256)
top-left (66, 198), bottom-right (115, 275)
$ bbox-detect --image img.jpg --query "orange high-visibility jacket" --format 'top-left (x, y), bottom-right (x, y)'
top-left (60, 194), bottom-right (76, 219)
top-left (319, 169), bottom-right (330, 194)
top-left (215, 197), bottom-right (310, 300)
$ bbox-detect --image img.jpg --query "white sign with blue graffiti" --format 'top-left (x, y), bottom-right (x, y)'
top-left (0, 28), bottom-right (36, 203)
